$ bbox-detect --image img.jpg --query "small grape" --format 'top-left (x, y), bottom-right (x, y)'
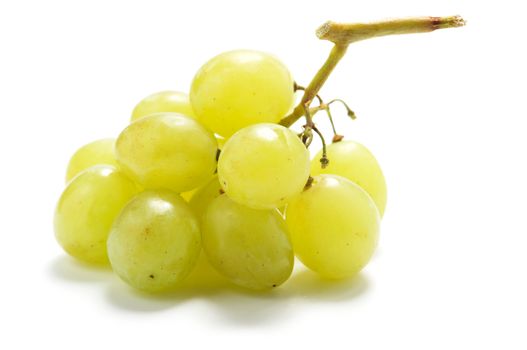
top-left (65, 138), bottom-right (117, 182)
top-left (218, 123), bottom-right (310, 209)
top-left (131, 91), bottom-right (195, 121)
top-left (202, 194), bottom-right (294, 290)
top-left (54, 165), bottom-right (141, 264)
top-left (115, 113), bottom-right (217, 193)
top-left (107, 190), bottom-right (200, 293)
top-left (311, 140), bottom-right (387, 216)
top-left (190, 50), bottom-right (295, 137)
top-left (286, 175), bottom-right (380, 279)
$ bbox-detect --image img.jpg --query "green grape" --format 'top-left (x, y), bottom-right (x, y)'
top-left (131, 91), bottom-right (195, 121)
top-left (218, 123), bottom-right (310, 209)
top-left (190, 50), bottom-right (294, 137)
top-left (311, 140), bottom-right (387, 217)
top-left (202, 194), bottom-right (293, 290)
top-left (188, 175), bottom-right (222, 221)
top-left (107, 190), bottom-right (200, 293)
top-left (65, 138), bottom-right (117, 182)
top-left (54, 165), bottom-right (141, 264)
top-left (115, 113), bottom-right (218, 193)
top-left (285, 175), bottom-right (380, 279)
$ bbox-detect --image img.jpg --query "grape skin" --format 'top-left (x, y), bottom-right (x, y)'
top-left (131, 91), bottom-right (195, 121)
top-left (180, 188), bottom-right (198, 202)
top-left (311, 140), bottom-right (387, 217)
top-left (202, 194), bottom-right (294, 290)
top-left (190, 50), bottom-right (295, 137)
top-left (286, 175), bottom-right (380, 279)
top-left (107, 190), bottom-right (200, 293)
top-left (218, 123), bottom-right (310, 210)
top-left (65, 138), bottom-right (117, 182)
top-left (188, 175), bottom-right (222, 222)
top-left (54, 165), bottom-right (141, 264)
top-left (115, 113), bottom-right (218, 193)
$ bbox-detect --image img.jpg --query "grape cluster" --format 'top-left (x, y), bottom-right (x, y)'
top-left (54, 49), bottom-right (386, 293)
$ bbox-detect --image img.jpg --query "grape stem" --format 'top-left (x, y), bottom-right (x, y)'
top-left (279, 15), bottom-right (466, 127)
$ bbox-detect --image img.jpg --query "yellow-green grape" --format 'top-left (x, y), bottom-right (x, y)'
top-left (54, 165), bottom-right (140, 264)
top-left (131, 91), bottom-right (195, 121)
top-left (65, 138), bottom-right (117, 182)
top-left (286, 175), bottom-right (380, 279)
top-left (189, 175), bottom-right (222, 221)
top-left (107, 190), bottom-right (200, 293)
top-left (115, 113), bottom-right (218, 193)
top-left (190, 50), bottom-right (295, 137)
top-left (218, 123), bottom-right (310, 209)
top-left (202, 194), bottom-right (293, 290)
top-left (311, 140), bottom-right (387, 217)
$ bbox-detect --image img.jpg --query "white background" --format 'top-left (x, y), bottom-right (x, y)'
top-left (1, 0), bottom-right (525, 348)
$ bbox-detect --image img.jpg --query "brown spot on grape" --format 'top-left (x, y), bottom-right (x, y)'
top-left (149, 274), bottom-right (155, 279)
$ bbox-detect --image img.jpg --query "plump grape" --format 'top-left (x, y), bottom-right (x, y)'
top-left (65, 138), bottom-right (117, 182)
top-left (190, 50), bottom-right (294, 137)
top-left (107, 190), bottom-right (200, 293)
top-left (54, 165), bottom-right (141, 264)
top-left (311, 140), bottom-right (387, 216)
top-left (131, 91), bottom-right (195, 121)
top-left (202, 194), bottom-right (293, 289)
top-left (286, 175), bottom-right (380, 279)
top-left (115, 113), bottom-right (217, 193)
top-left (188, 175), bottom-right (222, 221)
top-left (218, 123), bottom-right (310, 209)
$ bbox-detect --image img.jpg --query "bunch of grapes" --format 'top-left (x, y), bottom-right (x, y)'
top-left (54, 16), bottom-right (463, 293)
top-left (54, 49), bottom-right (385, 292)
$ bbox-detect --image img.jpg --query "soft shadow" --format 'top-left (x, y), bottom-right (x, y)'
top-left (48, 255), bottom-right (112, 283)
top-left (202, 264), bottom-right (370, 327)
top-left (205, 290), bottom-right (293, 326)
top-left (103, 252), bottom-right (242, 313)
top-left (105, 277), bottom-right (183, 313)
top-left (70, 252), bottom-right (370, 320)
top-left (285, 266), bottom-right (370, 302)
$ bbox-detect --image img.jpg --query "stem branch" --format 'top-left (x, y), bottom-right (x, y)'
top-left (279, 15), bottom-right (465, 127)
top-left (317, 16), bottom-right (465, 44)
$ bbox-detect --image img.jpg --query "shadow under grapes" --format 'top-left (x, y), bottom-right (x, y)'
top-left (49, 254), bottom-right (371, 319)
